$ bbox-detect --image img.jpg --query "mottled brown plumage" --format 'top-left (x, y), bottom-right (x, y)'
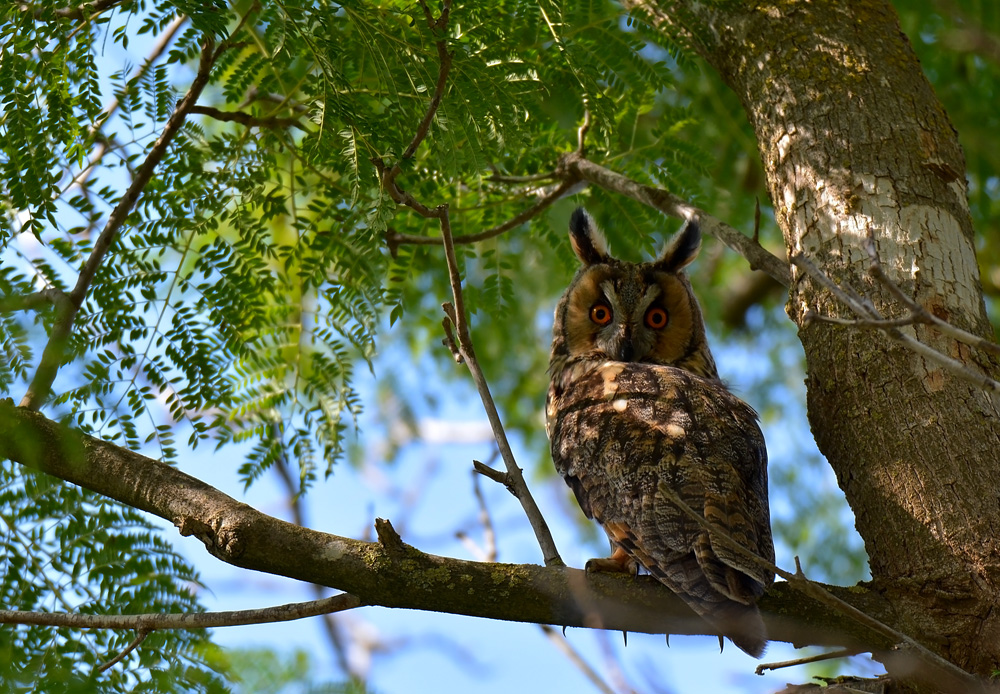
top-left (546, 208), bottom-right (774, 657)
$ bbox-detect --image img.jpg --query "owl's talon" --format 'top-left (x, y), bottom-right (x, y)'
top-left (585, 547), bottom-right (638, 575)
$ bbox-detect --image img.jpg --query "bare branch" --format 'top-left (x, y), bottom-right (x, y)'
top-left (558, 152), bottom-right (791, 287)
top-left (656, 480), bottom-right (987, 694)
top-left (372, 3), bottom-right (563, 567)
top-left (73, 14), bottom-right (188, 192)
top-left (272, 440), bottom-right (358, 679)
top-left (437, 210), bottom-right (564, 566)
top-left (96, 630), bottom-right (150, 673)
top-left (385, 178), bottom-right (577, 253)
top-left (486, 171), bottom-right (558, 184)
top-left (0, 288), bottom-right (69, 313)
top-left (456, 466), bottom-right (499, 562)
top-left (755, 647), bottom-right (866, 676)
top-left (577, 108), bottom-right (592, 154)
top-left (188, 105), bottom-right (306, 131)
top-left (402, 0), bottom-right (452, 160)
top-left (540, 625), bottom-right (617, 694)
top-left (471, 466), bottom-right (498, 562)
top-left (792, 253), bottom-right (1000, 394)
top-left (22, 0), bottom-right (123, 20)
top-left (0, 594), bottom-right (362, 631)
top-left (863, 235), bottom-right (1000, 357)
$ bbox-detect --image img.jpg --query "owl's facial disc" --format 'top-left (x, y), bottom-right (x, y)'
top-left (588, 280), bottom-right (663, 362)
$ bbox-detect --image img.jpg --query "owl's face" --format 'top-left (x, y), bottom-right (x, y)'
top-left (551, 208), bottom-right (717, 379)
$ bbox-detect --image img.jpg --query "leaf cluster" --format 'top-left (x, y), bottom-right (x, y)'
top-left (0, 461), bottom-right (226, 692)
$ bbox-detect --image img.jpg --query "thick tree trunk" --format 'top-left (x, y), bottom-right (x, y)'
top-left (640, 0), bottom-right (1000, 681)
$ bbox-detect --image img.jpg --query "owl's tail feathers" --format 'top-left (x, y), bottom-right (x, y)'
top-left (645, 552), bottom-right (769, 658)
top-left (702, 599), bottom-right (768, 658)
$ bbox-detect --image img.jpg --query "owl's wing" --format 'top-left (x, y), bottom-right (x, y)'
top-left (547, 360), bottom-right (774, 656)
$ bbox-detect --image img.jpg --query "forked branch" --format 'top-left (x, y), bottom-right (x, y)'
top-left (438, 209), bottom-right (563, 566)
top-left (372, 0), bottom-right (563, 566)
top-left (792, 251), bottom-right (1000, 394)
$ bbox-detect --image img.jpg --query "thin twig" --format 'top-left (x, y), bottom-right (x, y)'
top-left (0, 594), bottom-right (362, 630)
top-left (755, 647), bottom-right (866, 675)
top-left (471, 465), bottom-right (497, 562)
top-left (95, 629), bottom-right (150, 674)
top-left (385, 178), bottom-right (577, 252)
top-left (0, 288), bottom-right (69, 313)
top-left (540, 625), bottom-right (618, 694)
top-left (558, 151), bottom-right (791, 286)
top-left (655, 481), bottom-right (987, 694)
top-left (379, 0), bottom-right (452, 201)
top-left (369, 0), bottom-right (562, 566)
top-left (188, 105), bottom-right (306, 130)
top-left (73, 13), bottom-right (188, 192)
top-left (272, 436), bottom-right (357, 679)
top-left (792, 253), bottom-right (1000, 394)
top-left (24, 0), bottom-right (122, 20)
top-left (486, 171), bottom-right (558, 184)
top-left (472, 459), bottom-right (512, 489)
top-left (402, 0), bottom-right (452, 159)
top-left (457, 465), bottom-right (500, 562)
top-left (803, 311), bottom-right (924, 330)
top-left (577, 108), bottom-right (591, 154)
top-left (863, 235), bottom-right (1000, 357)
top-left (753, 197), bottom-right (761, 244)
top-left (438, 212), bottom-right (563, 566)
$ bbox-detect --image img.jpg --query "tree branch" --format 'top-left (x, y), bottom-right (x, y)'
top-left (437, 210), bottom-right (564, 567)
top-left (372, 0), bottom-right (563, 567)
top-left (378, 0), bottom-right (452, 200)
top-left (862, 235), bottom-right (1000, 357)
top-left (791, 253), bottom-right (1000, 394)
top-left (20, 37), bottom-right (220, 410)
top-left (558, 151), bottom-right (791, 287)
top-left (22, 0), bottom-right (123, 20)
top-left (0, 288), bottom-right (69, 313)
top-left (402, 0), bottom-right (452, 160)
top-left (384, 178), bottom-right (578, 254)
top-left (755, 647), bottom-right (866, 676)
top-left (72, 13), bottom-right (188, 193)
top-left (96, 630), bottom-right (149, 673)
top-left (0, 399), bottom-right (917, 651)
top-left (0, 593), bottom-right (361, 631)
top-left (188, 105), bottom-right (305, 131)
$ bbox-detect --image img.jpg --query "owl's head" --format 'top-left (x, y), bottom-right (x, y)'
top-left (550, 207), bottom-right (718, 378)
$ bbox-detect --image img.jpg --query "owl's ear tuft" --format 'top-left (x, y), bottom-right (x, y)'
top-left (569, 207), bottom-right (610, 266)
top-left (656, 218), bottom-right (701, 272)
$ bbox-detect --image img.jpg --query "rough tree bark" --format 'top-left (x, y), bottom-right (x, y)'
top-left (637, 0), bottom-right (1000, 683)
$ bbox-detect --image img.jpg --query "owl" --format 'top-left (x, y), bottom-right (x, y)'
top-left (546, 207), bottom-right (774, 657)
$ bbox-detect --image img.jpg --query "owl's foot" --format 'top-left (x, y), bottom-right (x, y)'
top-left (585, 546), bottom-right (638, 575)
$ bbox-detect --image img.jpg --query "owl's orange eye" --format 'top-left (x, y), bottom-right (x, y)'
top-left (590, 303), bottom-right (613, 326)
top-left (645, 306), bottom-right (669, 329)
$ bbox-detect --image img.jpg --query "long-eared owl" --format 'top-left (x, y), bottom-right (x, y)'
top-left (546, 208), bottom-right (774, 657)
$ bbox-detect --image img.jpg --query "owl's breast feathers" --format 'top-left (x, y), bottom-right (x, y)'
top-left (546, 359), bottom-right (775, 657)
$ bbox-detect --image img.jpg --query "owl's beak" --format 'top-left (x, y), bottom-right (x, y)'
top-left (613, 328), bottom-right (634, 362)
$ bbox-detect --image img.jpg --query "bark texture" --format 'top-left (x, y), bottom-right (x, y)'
top-left (642, 0), bottom-right (1000, 681)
